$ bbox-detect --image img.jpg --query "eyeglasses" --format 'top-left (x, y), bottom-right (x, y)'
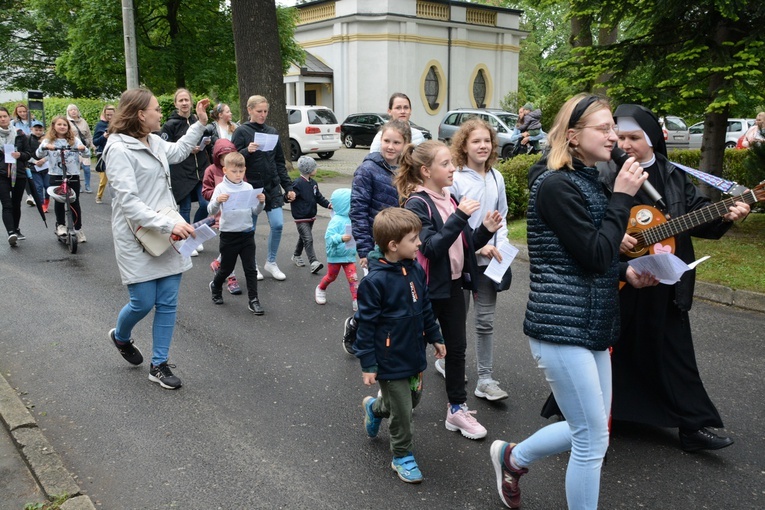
top-left (583, 124), bottom-right (619, 135)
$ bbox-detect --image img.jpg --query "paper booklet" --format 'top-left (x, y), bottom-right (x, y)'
top-left (628, 252), bottom-right (711, 285)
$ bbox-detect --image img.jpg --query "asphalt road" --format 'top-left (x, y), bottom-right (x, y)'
top-left (0, 163), bottom-right (763, 509)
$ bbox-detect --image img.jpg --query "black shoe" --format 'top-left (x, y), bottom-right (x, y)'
top-left (210, 281), bottom-right (223, 305)
top-left (679, 427), bottom-right (734, 452)
top-left (14, 230), bottom-right (26, 240)
top-left (109, 328), bottom-right (143, 365)
top-left (248, 298), bottom-right (265, 315)
top-left (149, 362), bottom-right (182, 389)
top-left (342, 316), bottom-right (357, 355)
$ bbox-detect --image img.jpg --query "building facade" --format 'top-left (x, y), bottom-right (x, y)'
top-left (285, 0), bottom-right (526, 132)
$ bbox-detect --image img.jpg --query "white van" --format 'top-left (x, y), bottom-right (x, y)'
top-left (687, 118), bottom-right (755, 149)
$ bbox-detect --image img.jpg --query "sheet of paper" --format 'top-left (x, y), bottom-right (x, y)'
top-left (628, 253), bottom-right (710, 285)
top-left (222, 189), bottom-right (261, 211)
top-left (253, 132), bottom-right (279, 151)
top-left (484, 243), bottom-right (520, 284)
top-left (344, 223), bottom-right (356, 249)
top-left (197, 136), bottom-right (211, 149)
top-left (178, 224), bottom-right (217, 257)
top-left (4, 144), bottom-right (15, 163)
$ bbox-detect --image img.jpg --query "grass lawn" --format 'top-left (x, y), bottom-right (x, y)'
top-left (507, 212), bottom-right (765, 293)
top-left (287, 169), bottom-right (340, 182)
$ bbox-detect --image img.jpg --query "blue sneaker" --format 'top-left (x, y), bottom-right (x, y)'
top-left (391, 454), bottom-right (423, 483)
top-left (363, 396), bottom-right (382, 437)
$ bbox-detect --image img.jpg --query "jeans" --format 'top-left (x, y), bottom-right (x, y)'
top-left (513, 339), bottom-right (611, 510)
top-left (178, 181), bottom-right (209, 224)
top-left (372, 375), bottom-right (423, 457)
top-left (115, 273), bottom-right (182, 366)
top-left (49, 175), bottom-right (82, 230)
top-left (430, 279), bottom-right (468, 406)
top-left (212, 231), bottom-right (259, 300)
top-left (81, 162), bottom-right (91, 190)
top-left (31, 170), bottom-right (49, 202)
top-left (0, 174), bottom-right (26, 234)
top-left (294, 220), bottom-right (317, 263)
top-left (252, 207), bottom-right (283, 263)
top-left (464, 270), bottom-right (498, 382)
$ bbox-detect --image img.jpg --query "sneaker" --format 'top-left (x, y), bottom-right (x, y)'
top-left (315, 285), bottom-right (327, 305)
top-left (248, 298), bottom-right (265, 315)
top-left (256, 263), bottom-right (264, 281)
top-left (291, 254), bottom-right (305, 267)
top-left (210, 259), bottom-right (221, 274)
top-left (26, 195), bottom-right (35, 206)
top-left (42, 199), bottom-right (49, 213)
top-left (76, 230), bottom-right (86, 243)
top-left (8, 233), bottom-right (17, 246)
top-left (362, 396), bottom-right (382, 437)
top-left (55, 224), bottom-right (67, 237)
top-left (196, 243), bottom-right (204, 253)
top-left (263, 261), bottom-right (286, 280)
top-left (190, 249), bottom-right (199, 257)
top-left (352, 299), bottom-right (358, 312)
top-left (490, 441), bottom-right (527, 509)
top-left (83, 187), bottom-right (93, 194)
top-left (149, 362), bottom-right (182, 389)
top-left (14, 230), bottom-right (26, 241)
top-left (227, 275), bottom-right (242, 295)
top-left (445, 404), bottom-right (487, 440)
top-left (209, 281), bottom-right (223, 305)
top-left (475, 380), bottom-right (509, 401)
top-left (434, 358), bottom-right (445, 378)
top-left (390, 454), bottom-right (423, 484)
top-left (310, 261), bottom-right (324, 274)
top-left (342, 316), bottom-right (357, 355)
top-left (109, 328), bottom-right (143, 365)
top-left (95, 197), bottom-right (102, 204)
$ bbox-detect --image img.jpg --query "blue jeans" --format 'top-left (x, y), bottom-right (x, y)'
top-left (82, 162), bottom-right (91, 190)
top-left (252, 207), bottom-right (283, 263)
top-left (513, 339), bottom-right (611, 510)
top-left (178, 182), bottom-right (209, 224)
top-left (115, 273), bottom-right (182, 366)
top-left (31, 170), bottom-right (49, 201)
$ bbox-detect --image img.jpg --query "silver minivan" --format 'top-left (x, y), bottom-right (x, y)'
top-left (660, 116), bottom-right (690, 149)
top-left (688, 118), bottom-right (755, 149)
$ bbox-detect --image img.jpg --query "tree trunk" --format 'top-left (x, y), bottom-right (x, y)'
top-left (230, 0), bottom-right (290, 163)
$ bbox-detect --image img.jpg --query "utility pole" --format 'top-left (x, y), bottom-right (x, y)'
top-left (122, 0), bottom-right (139, 89)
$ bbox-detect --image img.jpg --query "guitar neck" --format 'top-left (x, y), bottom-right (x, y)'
top-left (641, 189), bottom-right (757, 247)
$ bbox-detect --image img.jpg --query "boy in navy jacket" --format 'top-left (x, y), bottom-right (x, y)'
top-left (355, 207), bottom-right (445, 484)
top-left (290, 156), bottom-right (331, 273)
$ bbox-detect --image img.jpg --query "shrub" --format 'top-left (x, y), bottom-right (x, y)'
top-left (496, 153), bottom-right (542, 219)
top-left (1, 97), bottom-right (116, 128)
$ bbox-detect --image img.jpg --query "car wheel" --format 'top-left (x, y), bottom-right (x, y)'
top-left (501, 144), bottom-right (514, 159)
top-left (724, 141), bottom-right (736, 149)
top-left (290, 140), bottom-right (300, 161)
top-left (317, 152), bottom-right (334, 160)
top-left (344, 134), bottom-right (356, 148)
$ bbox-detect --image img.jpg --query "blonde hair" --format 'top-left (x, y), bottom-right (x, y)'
top-left (547, 93), bottom-right (612, 171)
top-left (173, 88), bottom-right (192, 104)
top-left (451, 118), bottom-right (498, 171)
top-left (46, 115), bottom-right (76, 145)
top-left (373, 207), bottom-right (422, 254)
top-left (223, 151), bottom-right (245, 168)
top-left (100, 104), bottom-right (116, 121)
top-left (246, 95), bottom-right (268, 109)
top-left (394, 140), bottom-right (447, 202)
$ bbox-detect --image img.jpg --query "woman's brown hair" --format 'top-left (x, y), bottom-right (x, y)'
top-left (108, 88), bottom-right (154, 139)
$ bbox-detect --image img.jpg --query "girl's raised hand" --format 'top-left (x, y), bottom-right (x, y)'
top-left (457, 198), bottom-right (480, 216)
top-left (482, 210), bottom-right (503, 232)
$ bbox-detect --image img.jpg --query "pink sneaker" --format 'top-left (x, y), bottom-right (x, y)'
top-left (210, 259), bottom-right (221, 274)
top-left (445, 404), bottom-right (487, 439)
top-left (227, 275), bottom-right (242, 295)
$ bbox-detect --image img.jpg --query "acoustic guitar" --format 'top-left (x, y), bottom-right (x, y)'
top-left (623, 181), bottom-right (765, 258)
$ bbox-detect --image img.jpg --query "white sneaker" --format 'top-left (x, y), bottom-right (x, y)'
top-left (263, 261), bottom-right (286, 280)
top-left (475, 380), bottom-right (509, 401)
top-left (190, 249), bottom-right (199, 257)
top-left (55, 224), bottom-right (67, 237)
top-left (26, 195), bottom-right (35, 206)
top-left (315, 285), bottom-right (327, 304)
top-left (292, 255), bottom-right (305, 267)
top-left (196, 243), bottom-right (204, 253)
top-left (352, 299), bottom-right (358, 312)
top-left (75, 230), bottom-right (87, 243)
top-left (434, 358), bottom-right (446, 378)
top-left (256, 263), bottom-right (264, 281)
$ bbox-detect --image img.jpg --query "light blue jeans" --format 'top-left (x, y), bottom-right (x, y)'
top-left (178, 182), bottom-right (209, 224)
top-left (252, 207), bottom-right (283, 263)
top-left (464, 271), bottom-right (498, 382)
top-left (115, 273), bottom-right (182, 366)
top-left (513, 339), bottom-right (611, 510)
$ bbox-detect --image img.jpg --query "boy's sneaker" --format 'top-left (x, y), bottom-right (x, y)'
top-left (149, 362), bottom-right (182, 390)
top-left (475, 380), bottom-right (509, 401)
top-left (209, 281), bottom-right (223, 305)
top-left (255, 263), bottom-right (264, 281)
top-left (263, 261), bottom-right (286, 280)
top-left (390, 454), bottom-right (423, 484)
top-left (342, 316), bottom-right (357, 355)
top-left (315, 285), bottom-right (327, 304)
top-left (291, 254), bottom-right (305, 267)
top-left (210, 259), bottom-right (221, 274)
top-left (227, 275), bottom-right (242, 295)
top-left (14, 230), bottom-right (26, 240)
top-left (8, 233), bottom-right (17, 246)
top-left (490, 441), bottom-right (527, 509)
top-left (310, 261), bottom-right (324, 274)
top-left (248, 298), bottom-right (265, 315)
top-left (445, 404), bottom-right (487, 440)
top-left (109, 328), bottom-right (143, 365)
top-left (362, 396), bottom-right (382, 437)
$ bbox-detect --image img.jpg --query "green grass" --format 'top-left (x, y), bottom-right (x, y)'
top-left (507, 213), bottom-right (765, 293)
top-left (287, 169), bottom-right (340, 182)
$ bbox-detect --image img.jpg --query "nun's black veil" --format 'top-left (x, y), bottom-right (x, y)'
top-left (613, 104), bottom-right (668, 158)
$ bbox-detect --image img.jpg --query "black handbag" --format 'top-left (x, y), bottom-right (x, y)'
top-left (95, 156), bottom-right (106, 173)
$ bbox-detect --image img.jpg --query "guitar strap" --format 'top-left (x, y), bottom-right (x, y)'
top-left (670, 161), bottom-right (749, 195)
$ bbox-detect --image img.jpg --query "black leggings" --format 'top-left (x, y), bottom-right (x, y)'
top-left (0, 173), bottom-right (26, 234)
top-left (430, 279), bottom-right (468, 405)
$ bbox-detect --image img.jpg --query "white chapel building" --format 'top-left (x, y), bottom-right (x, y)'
top-left (284, 0), bottom-right (527, 133)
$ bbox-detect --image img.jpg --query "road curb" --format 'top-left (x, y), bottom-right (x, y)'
top-left (0, 374), bottom-right (96, 509)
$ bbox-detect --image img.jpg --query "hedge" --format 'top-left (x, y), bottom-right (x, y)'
top-left (496, 148), bottom-right (762, 219)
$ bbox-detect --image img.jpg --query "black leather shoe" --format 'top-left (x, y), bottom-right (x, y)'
top-left (679, 427), bottom-right (734, 452)
top-left (248, 298), bottom-right (264, 315)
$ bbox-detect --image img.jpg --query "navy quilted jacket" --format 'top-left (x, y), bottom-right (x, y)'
top-left (350, 152), bottom-right (399, 258)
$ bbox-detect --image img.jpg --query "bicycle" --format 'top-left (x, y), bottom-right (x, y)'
top-left (48, 145), bottom-right (81, 253)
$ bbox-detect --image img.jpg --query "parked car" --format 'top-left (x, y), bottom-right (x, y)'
top-left (287, 105), bottom-right (343, 161)
top-left (340, 113), bottom-right (431, 148)
top-left (659, 115), bottom-right (690, 149)
top-left (688, 118), bottom-right (756, 149)
top-left (438, 108), bottom-right (545, 158)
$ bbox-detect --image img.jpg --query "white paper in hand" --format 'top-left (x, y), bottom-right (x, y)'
top-left (4, 144), bottom-right (16, 163)
top-left (178, 224), bottom-right (218, 257)
top-left (484, 243), bottom-right (519, 285)
top-left (628, 252), bottom-right (710, 285)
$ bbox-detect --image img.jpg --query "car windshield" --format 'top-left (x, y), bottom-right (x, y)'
top-left (495, 113), bottom-right (518, 126)
top-left (308, 109), bottom-right (338, 125)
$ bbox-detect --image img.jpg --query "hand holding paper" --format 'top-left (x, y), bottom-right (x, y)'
top-left (484, 243), bottom-right (519, 285)
top-left (628, 252), bottom-right (710, 285)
